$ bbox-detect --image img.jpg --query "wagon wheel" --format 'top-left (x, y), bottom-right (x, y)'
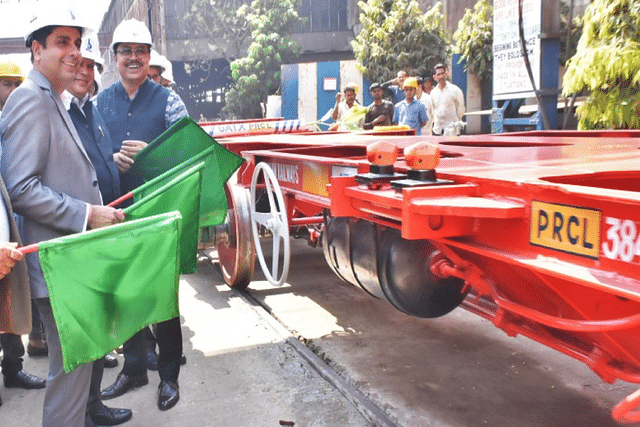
top-left (250, 162), bottom-right (291, 286)
top-left (215, 183), bottom-right (255, 290)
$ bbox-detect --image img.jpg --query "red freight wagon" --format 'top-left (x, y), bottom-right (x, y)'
top-left (209, 127), bottom-right (640, 424)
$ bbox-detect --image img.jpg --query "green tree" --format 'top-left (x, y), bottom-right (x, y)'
top-left (453, 0), bottom-right (493, 84)
top-left (351, 0), bottom-right (449, 83)
top-left (223, 0), bottom-right (300, 119)
top-left (563, 0), bottom-right (640, 129)
top-left (184, 0), bottom-right (253, 62)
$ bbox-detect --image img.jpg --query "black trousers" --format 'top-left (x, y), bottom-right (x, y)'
top-left (87, 357), bottom-right (105, 414)
top-left (121, 317), bottom-right (182, 383)
top-left (0, 333), bottom-right (24, 376)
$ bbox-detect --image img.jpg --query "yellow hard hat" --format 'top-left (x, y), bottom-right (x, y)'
top-left (403, 77), bottom-right (418, 89)
top-left (0, 61), bottom-right (24, 82)
top-left (344, 82), bottom-right (359, 94)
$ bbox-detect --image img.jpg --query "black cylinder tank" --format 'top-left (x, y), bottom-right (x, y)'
top-left (323, 216), bottom-right (467, 318)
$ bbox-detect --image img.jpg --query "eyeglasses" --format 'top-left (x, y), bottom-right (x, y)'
top-left (1, 80), bottom-right (21, 89)
top-left (116, 47), bottom-right (150, 57)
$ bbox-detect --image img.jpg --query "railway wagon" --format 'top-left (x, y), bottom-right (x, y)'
top-left (210, 128), bottom-right (640, 424)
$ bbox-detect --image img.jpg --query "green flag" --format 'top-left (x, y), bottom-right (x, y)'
top-left (126, 163), bottom-right (203, 274)
top-left (39, 212), bottom-right (182, 373)
top-left (132, 116), bottom-right (244, 227)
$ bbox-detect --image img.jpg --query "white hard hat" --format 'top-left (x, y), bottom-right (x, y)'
top-left (149, 49), bottom-right (165, 71)
top-left (80, 33), bottom-right (103, 66)
top-left (110, 18), bottom-right (152, 51)
top-left (25, 6), bottom-right (93, 47)
top-left (160, 56), bottom-right (175, 85)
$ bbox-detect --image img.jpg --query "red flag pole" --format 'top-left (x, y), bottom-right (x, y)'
top-left (108, 191), bottom-right (134, 207)
top-left (19, 244), bottom-right (39, 254)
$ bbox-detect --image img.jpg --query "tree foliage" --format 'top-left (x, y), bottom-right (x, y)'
top-left (563, 0), bottom-right (640, 129)
top-left (222, 0), bottom-right (300, 119)
top-left (184, 0), bottom-right (253, 62)
top-left (351, 0), bottom-right (449, 83)
top-left (453, 0), bottom-right (492, 83)
top-left (559, 1), bottom-right (584, 65)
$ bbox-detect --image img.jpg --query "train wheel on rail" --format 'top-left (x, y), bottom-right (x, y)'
top-left (378, 227), bottom-right (468, 318)
top-left (250, 162), bottom-right (291, 286)
top-left (215, 183), bottom-right (256, 290)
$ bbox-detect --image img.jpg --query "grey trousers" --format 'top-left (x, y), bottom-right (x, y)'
top-left (36, 298), bottom-right (93, 427)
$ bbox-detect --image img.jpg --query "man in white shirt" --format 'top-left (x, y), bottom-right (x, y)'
top-left (330, 83), bottom-right (363, 131)
top-left (429, 63), bottom-right (465, 136)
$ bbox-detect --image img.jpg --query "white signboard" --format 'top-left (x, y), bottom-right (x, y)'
top-left (493, 0), bottom-right (542, 100)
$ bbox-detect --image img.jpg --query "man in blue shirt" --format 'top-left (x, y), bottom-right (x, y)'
top-left (97, 18), bottom-right (188, 412)
top-left (382, 70), bottom-right (407, 105)
top-left (393, 77), bottom-right (428, 135)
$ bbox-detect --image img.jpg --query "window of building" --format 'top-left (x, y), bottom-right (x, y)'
top-left (297, 0), bottom-right (348, 33)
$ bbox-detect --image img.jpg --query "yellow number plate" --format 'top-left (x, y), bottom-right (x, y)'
top-left (529, 201), bottom-right (601, 259)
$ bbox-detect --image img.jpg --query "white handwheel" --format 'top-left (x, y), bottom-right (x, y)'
top-left (250, 162), bottom-right (290, 286)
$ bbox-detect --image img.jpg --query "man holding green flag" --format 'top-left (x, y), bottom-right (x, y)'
top-left (97, 18), bottom-right (188, 410)
top-left (1, 8), bottom-right (125, 426)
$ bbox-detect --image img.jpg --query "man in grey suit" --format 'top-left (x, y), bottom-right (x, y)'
top-left (0, 7), bottom-right (124, 426)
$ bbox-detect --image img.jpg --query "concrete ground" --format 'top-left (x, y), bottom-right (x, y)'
top-left (3, 237), bottom-right (640, 427)
top-left (0, 253), bottom-right (370, 427)
top-left (242, 239), bottom-right (640, 427)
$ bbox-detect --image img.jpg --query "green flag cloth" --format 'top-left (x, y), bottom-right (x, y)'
top-left (132, 116), bottom-right (244, 227)
top-left (125, 163), bottom-right (203, 274)
top-left (39, 212), bottom-right (182, 373)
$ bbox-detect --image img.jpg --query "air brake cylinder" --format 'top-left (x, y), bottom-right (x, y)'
top-left (322, 217), bottom-right (468, 318)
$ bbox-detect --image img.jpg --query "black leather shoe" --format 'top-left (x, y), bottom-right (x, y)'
top-left (27, 342), bottom-right (48, 357)
top-left (100, 372), bottom-right (148, 400)
top-left (145, 348), bottom-right (158, 371)
top-left (3, 370), bottom-right (46, 389)
top-left (104, 353), bottom-right (119, 368)
top-left (89, 404), bottom-right (133, 426)
top-left (157, 380), bottom-right (179, 410)
top-left (180, 352), bottom-right (187, 365)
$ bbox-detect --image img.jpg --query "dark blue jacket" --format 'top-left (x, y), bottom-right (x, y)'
top-left (68, 100), bottom-right (121, 205)
top-left (97, 79), bottom-right (170, 194)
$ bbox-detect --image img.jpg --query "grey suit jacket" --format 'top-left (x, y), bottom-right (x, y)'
top-left (0, 174), bottom-right (31, 334)
top-left (0, 69), bottom-right (102, 299)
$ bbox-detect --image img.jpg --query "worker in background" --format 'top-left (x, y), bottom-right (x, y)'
top-left (148, 50), bottom-right (164, 84)
top-left (392, 77), bottom-right (428, 135)
top-left (159, 55), bottom-right (175, 89)
top-left (330, 82), bottom-right (363, 131)
top-left (429, 63), bottom-right (465, 136)
top-left (382, 70), bottom-right (407, 105)
top-left (0, 60), bottom-right (47, 401)
top-left (363, 83), bottom-right (394, 130)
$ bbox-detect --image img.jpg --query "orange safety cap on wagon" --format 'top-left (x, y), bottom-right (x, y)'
top-left (366, 141), bottom-right (398, 166)
top-left (404, 142), bottom-right (439, 170)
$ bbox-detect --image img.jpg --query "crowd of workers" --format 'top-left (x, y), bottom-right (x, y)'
top-left (0, 5), bottom-right (189, 426)
top-left (332, 66), bottom-right (466, 136)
